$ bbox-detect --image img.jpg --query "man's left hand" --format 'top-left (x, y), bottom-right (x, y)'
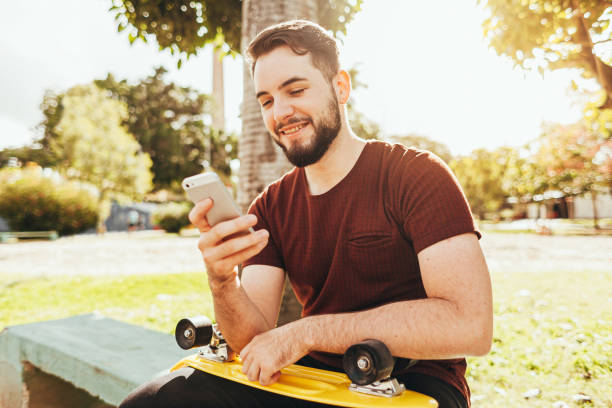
top-left (239, 321), bottom-right (310, 386)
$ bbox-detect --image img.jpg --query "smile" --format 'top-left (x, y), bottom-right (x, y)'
top-left (280, 122), bottom-right (308, 136)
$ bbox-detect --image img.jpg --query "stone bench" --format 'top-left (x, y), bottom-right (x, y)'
top-left (0, 314), bottom-right (192, 408)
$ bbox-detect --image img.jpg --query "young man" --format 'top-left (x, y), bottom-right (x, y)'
top-left (120, 20), bottom-right (492, 408)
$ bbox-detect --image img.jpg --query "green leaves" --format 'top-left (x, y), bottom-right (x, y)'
top-left (53, 83), bottom-right (154, 203)
top-left (0, 168), bottom-right (98, 235)
top-left (450, 147), bottom-right (521, 219)
top-left (109, 0), bottom-right (242, 56)
top-left (109, 0), bottom-right (363, 58)
top-left (388, 134), bottom-right (453, 164)
top-left (318, 0), bottom-right (363, 39)
top-left (481, 0), bottom-right (612, 110)
top-left (151, 202), bottom-right (191, 232)
top-left (536, 121), bottom-right (612, 197)
top-left (94, 67), bottom-right (237, 191)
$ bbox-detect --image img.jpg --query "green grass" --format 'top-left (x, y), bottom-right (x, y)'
top-left (1, 269), bottom-right (610, 407)
top-left (479, 219), bottom-right (612, 236)
top-left (468, 269), bottom-right (612, 407)
top-left (0, 272), bottom-right (214, 333)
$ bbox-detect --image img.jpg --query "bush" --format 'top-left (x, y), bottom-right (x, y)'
top-left (0, 168), bottom-right (98, 235)
top-left (152, 202), bottom-right (191, 233)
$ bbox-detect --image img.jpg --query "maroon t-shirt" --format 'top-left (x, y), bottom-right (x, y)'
top-left (244, 140), bottom-right (480, 402)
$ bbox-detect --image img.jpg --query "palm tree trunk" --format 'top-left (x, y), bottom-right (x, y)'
top-left (212, 48), bottom-right (225, 131)
top-left (239, 0), bottom-right (318, 326)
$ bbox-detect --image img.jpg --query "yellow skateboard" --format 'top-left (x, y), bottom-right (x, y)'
top-left (171, 316), bottom-right (438, 408)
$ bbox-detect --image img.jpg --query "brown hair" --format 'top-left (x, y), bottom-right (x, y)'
top-left (246, 20), bottom-right (340, 82)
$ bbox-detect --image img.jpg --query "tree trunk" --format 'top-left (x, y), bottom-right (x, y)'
top-left (572, 1), bottom-right (612, 109)
top-left (211, 48), bottom-right (225, 131)
top-left (96, 191), bottom-right (111, 235)
top-left (591, 191), bottom-right (600, 230)
top-left (239, 0), bottom-right (318, 326)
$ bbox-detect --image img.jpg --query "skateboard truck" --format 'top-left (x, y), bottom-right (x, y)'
top-left (349, 377), bottom-right (406, 397)
top-left (343, 339), bottom-right (407, 398)
top-left (198, 324), bottom-right (236, 362)
top-left (175, 316), bottom-right (236, 362)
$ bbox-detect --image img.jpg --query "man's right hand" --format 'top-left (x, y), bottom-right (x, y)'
top-left (188, 198), bottom-right (269, 289)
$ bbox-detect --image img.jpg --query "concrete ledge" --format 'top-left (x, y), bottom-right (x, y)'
top-left (0, 314), bottom-right (192, 406)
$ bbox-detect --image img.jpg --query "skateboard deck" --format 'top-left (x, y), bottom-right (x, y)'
top-left (171, 353), bottom-right (438, 408)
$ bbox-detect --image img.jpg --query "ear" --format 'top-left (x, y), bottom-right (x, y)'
top-left (334, 70), bottom-right (351, 105)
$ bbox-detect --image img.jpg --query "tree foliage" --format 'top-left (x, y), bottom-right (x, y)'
top-left (499, 145), bottom-right (549, 200)
top-left (0, 167), bottom-right (98, 235)
top-left (31, 89), bottom-right (67, 167)
top-left (346, 66), bottom-right (380, 140)
top-left (534, 120), bottom-right (612, 227)
top-left (480, 0), bottom-right (612, 108)
top-left (53, 84), bottom-right (153, 207)
top-left (387, 133), bottom-right (453, 164)
top-left (33, 68), bottom-right (236, 191)
top-left (450, 147), bottom-right (521, 219)
top-left (536, 121), bottom-right (612, 195)
top-left (0, 145), bottom-right (56, 168)
top-left (448, 121), bottom-right (612, 220)
top-left (95, 67), bottom-right (236, 190)
top-left (348, 107), bottom-right (380, 140)
top-left (109, 0), bottom-right (363, 60)
top-left (151, 201), bottom-right (191, 233)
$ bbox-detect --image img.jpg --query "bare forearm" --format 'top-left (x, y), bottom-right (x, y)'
top-left (296, 235), bottom-right (493, 360)
top-left (208, 275), bottom-right (272, 352)
top-left (296, 297), bottom-right (492, 360)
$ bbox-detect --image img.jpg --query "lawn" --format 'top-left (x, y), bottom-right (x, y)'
top-left (0, 272), bottom-right (214, 333)
top-left (479, 218), bottom-right (612, 236)
top-left (468, 268), bottom-right (611, 408)
top-left (1, 268), bottom-right (610, 407)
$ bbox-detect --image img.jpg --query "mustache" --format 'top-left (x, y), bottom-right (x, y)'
top-left (275, 117), bottom-right (312, 134)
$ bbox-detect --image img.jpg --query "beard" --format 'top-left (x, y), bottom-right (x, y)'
top-left (273, 97), bottom-right (342, 168)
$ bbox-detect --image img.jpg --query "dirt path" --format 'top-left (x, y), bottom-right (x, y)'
top-left (0, 231), bottom-right (203, 279)
top-left (479, 232), bottom-right (612, 274)
top-left (0, 231), bottom-right (610, 280)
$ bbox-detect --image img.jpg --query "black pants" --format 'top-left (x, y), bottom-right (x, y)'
top-left (119, 357), bottom-right (467, 408)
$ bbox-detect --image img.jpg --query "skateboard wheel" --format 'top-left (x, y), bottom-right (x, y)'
top-left (175, 316), bottom-right (214, 350)
top-left (343, 339), bottom-right (394, 385)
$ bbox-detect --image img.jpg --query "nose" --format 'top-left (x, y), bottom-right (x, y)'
top-left (273, 99), bottom-right (294, 123)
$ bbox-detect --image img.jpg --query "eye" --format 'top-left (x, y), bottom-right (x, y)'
top-left (260, 98), bottom-right (272, 108)
top-left (290, 88), bottom-right (304, 96)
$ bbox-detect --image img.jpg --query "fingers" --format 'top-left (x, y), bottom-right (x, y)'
top-left (243, 361), bottom-right (260, 383)
top-left (191, 199), bottom-right (267, 284)
top-left (211, 238), bottom-right (269, 275)
top-left (240, 335), bottom-right (282, 386)
top-left (200, 214), bottom-right (259, 247)
top-left (267, 371), bottom-right (281, 385)
top-left (241, 351), bottom-right (279, 386)
top-left (259, 369), bottom-right (281, 386)
top-left (200, 228), bottom-right (268, 267)
top-left (188, 198), bottom-right (213, 232)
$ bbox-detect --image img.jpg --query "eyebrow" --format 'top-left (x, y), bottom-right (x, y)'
top-left (256, 76), bottom-right (308, 99)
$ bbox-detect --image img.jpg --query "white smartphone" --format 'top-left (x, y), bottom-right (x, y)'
top-left (182, 172), bottom-right (250, 229)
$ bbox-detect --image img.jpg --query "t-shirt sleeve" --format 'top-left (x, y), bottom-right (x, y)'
top-left (389, 149), bottom-right (480, 254)
top-left (242, 190), bottom-right (285, 270)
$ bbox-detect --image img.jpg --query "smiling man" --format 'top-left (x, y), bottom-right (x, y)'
top-left (120, 20), bottom-right (492, 408)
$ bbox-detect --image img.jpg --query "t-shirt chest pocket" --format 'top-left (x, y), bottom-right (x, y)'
top-left (345, 230), bottom-right (398, 283)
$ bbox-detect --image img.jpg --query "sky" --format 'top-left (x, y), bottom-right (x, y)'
top-left (0, 0), bottom-right (586, 156)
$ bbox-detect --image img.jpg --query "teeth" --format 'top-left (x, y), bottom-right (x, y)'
top-left (281, 123), bottom-right (306, 135)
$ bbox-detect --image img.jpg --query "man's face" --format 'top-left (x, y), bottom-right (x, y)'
top-left (254, 46), bottom-right (341, 167)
